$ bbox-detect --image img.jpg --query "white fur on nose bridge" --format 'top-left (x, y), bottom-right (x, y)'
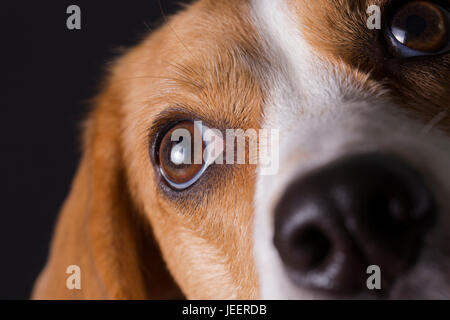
top-left (249, 0), bottom-right (363, 300)
top-left (250, 0), bottom-right (362, 126)
top-left (250, 0), bottom-right (450, 299)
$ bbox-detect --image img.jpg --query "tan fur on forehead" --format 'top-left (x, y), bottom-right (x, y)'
top-left (116, 0), bottom-right (265, 128)
top-left (288, 0), bottom-right (386, 67)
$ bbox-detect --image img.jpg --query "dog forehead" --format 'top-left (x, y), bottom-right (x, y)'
top-left (287, 0), bottom-right (386, 61)
top-left (249, 0), bottom-right (366, 120)
top-left (116, 0), bottom-right (268, 131)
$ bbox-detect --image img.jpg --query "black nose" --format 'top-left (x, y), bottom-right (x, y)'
top-left (273, 153), bottom-right (436, 294)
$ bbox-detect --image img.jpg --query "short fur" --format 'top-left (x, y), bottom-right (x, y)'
top-left (33, 0), bottom-right (450, 299)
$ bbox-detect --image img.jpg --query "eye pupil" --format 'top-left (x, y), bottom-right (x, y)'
top-left (406, 15), bottom-right (426, 36)
top-left (389, 1), bottom-right (449, 54)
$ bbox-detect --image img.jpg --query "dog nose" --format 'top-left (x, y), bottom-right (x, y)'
top-left (273, 153), bottom-right (436, 294)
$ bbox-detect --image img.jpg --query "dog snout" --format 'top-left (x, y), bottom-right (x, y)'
top-left (273, 153), bottom-right (437, 294)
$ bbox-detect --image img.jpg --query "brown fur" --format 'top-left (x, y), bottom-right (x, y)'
top-left (33, 0), bottom-right (449, 299)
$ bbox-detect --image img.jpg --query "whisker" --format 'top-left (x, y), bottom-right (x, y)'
top-left (113, 75), bottom-right (198, 89)
top-left (157, 0), bottom-right (199, 62)
top-left (142, 20), bottom-right (153, 32)
top-left (420, 111), bottom-right (447, 137)
top-left (114, 75), bottom-right (181, 83)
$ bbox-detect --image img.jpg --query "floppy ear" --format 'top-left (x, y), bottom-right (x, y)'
top-left (32, 83), bottom-right (182, 300)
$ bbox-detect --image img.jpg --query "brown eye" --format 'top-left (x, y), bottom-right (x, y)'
top-left (158, 121), bottom-right (206, 189)
top-left (389, 1), bottom-right (449, 54)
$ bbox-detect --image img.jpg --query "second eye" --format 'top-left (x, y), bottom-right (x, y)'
top-left (388, 1), bottom-right (450, 57)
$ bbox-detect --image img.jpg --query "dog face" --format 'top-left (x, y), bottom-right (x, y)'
top-left (33, 0), bottom-right (450, 299)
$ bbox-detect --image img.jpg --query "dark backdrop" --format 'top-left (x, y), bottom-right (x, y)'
top-left (1, 0), bottom-right (189, 299)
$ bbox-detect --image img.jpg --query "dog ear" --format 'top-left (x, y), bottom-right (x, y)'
top-left (32, 82), bottom-right (182, 299)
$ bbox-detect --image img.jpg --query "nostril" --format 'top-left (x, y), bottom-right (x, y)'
top-left (274, 205), bottom-right (366, 293)
top-left (289, 226), bottom-right (331, 271)
top-left (273, 153), bottom-right (437, 294)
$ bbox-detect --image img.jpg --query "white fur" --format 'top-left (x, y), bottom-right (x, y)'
top-left (250, 0), bottom-right (450, 299)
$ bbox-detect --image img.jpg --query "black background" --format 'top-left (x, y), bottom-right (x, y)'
top-left (1, 0), bottom-right (188, 299)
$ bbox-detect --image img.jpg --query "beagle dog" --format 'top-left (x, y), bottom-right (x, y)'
top-left (33, 0), bottom-right (450, 299)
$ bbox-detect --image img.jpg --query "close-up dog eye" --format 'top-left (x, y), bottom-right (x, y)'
top-left (156, 120), bottom-right (224, 190)
top-left (387, 1), bottom-right (450, 57)
top-left (4, 0), bottom-right (450, 308)
top-left (157, 121), bottom-right (206, 189)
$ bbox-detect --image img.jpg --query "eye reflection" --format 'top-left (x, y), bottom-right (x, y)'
top-left (170, 138), bottom-right (189, 165)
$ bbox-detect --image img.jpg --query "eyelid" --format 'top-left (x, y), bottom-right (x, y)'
top-left (387, 28), bottom-right (450, 57)
top-left (149, 108), bottom-right (224, 152)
